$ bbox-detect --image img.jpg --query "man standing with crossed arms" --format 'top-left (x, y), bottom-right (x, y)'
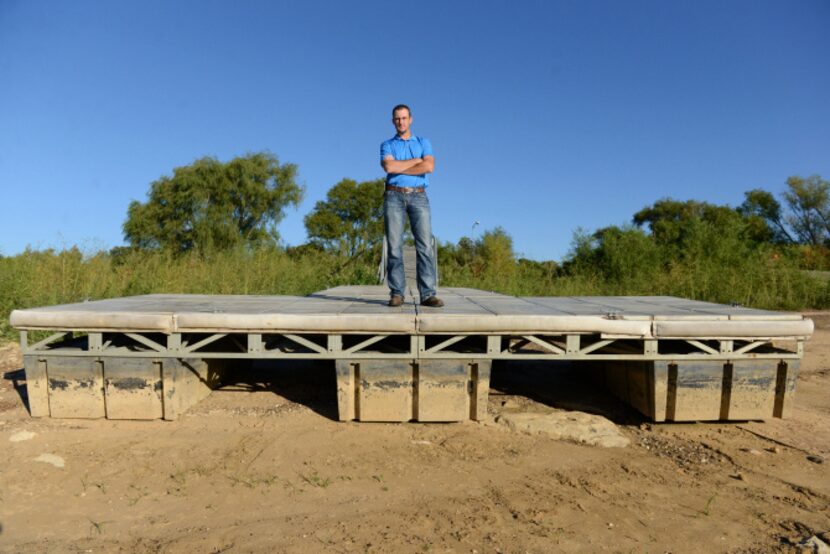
top-left (380, 104), bottom-right (443, 308)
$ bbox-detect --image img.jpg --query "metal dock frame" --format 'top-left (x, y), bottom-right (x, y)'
top-left (19, 328), bottom-right (804, 422)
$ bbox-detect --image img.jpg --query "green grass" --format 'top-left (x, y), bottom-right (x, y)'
top-left (1, 242), bottom-right (828, 342)
top-left (0, 247), bottom-right (377, 341)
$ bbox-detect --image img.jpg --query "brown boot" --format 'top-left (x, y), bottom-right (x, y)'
top-left (388, 295), bottom-right (404, 307)
top-left (420, 296), bottom-right (444, 308)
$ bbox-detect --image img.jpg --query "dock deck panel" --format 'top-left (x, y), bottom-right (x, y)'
top-left (10, 286), bottom-right (813, 338)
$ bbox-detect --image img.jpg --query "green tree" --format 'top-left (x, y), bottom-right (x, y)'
top-left (783, 175), bottom-right (830, 245)
top-left (438, 227), bottom-right (516, 279)
top-left (738, 189), bottom-right (794, 244)
top-left (303, 178), bottom-right (385, 259)
top-left (632, 198), bottom-right (770, 256)
top-left (440, 236), bottom-right (476, 268)
top-left (123, 152), bottom-right (303, 253)
top-left (738, 175), bottom-right (830, 246)
top-left (565, 225), bottom-right (662, 283)
top-left (478, 227), bottom-right (517, 276)
top-left (632, 199), bottom-right (753, 246)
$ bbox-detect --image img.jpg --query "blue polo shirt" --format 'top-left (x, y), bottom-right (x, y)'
top-left (380, 134), bottom-right (434, 188)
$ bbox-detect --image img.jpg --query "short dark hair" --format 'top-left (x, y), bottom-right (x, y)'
top-left (392, 104), bottom-right (411, 116)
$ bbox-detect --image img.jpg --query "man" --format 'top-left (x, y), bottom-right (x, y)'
top-left (380, 104), bottom-right (443, 308)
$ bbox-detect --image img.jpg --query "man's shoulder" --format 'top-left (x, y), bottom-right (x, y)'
top-left (380, 135), bottom-right (433, 153)
top-left (414, 135), bottom-right (433, 155)
top-left (414, 135), bottom-right (432, 147)
top-left (382, 134), bottom-right (431, 143)
top-left (381, 135), bottom-right (400, 147)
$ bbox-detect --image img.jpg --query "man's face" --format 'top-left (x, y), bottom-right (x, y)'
top-left (392, 109), bottom-right (411, 135)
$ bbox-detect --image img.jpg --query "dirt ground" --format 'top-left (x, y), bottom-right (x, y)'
top-left (1, 318), bottom-right (828, 553)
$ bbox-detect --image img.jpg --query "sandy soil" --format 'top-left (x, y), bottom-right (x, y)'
top-left (0, 318), bottom-right (828, 553)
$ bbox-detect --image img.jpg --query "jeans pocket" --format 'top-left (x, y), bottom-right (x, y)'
top-left (412, 192), bottom-right (429, 208)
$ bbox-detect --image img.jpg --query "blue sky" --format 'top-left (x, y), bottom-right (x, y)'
top-left (1, 0), bottom-right (828, 261)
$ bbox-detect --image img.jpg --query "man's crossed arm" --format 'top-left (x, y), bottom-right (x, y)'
top-left (382, 155), bottom-right (435, 175)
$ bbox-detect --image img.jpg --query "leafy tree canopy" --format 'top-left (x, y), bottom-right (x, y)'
top-left (632, 199), bottom-right (755, 245)
top-left (633, 194), bottom-right (794, 251)
top-left (739, 175), bottom-right (830, 246)
top-left (782, 175), bottom-right (830, 245)
top-left (439, 227), bottom-right (516, 277)
top-left (123, 152), bottom-right (303, 253)
top-left (478, 227), bottom-right (516, 274)
top-left (565, 224), bottom-right (662, 278)
top-left (738, 189), bottom-right (794, 244)
top-left (304, 178), bottom-right (385, 259)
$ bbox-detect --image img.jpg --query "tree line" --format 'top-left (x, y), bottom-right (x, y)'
top-left (118, 151), bottom-right (830, 273)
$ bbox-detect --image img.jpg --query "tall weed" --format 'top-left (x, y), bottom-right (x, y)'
top-left (0, 247), bottom-right (377, 341)
top-left (2, 235), bottom-right (827, 343)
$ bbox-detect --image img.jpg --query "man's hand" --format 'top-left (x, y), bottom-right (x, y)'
top-left (382, 156), bottom-right (422, 174)
top-left (382, 155), bottom-right (435, 175)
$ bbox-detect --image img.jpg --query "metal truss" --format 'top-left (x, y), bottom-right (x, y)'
top-left (20, 330), bottom-right (805, 362)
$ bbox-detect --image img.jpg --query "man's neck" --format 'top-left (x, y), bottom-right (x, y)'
top-left (397, 130), bottom-right (412, 140)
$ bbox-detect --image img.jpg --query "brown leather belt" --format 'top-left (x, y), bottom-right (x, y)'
top-left (385, 185), bottom-right (425, 194)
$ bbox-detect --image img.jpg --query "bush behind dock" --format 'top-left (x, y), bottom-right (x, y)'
top-left (0, 247), bottom-right (373, 341)
top-left (1, 238), bottom-right (828, 342)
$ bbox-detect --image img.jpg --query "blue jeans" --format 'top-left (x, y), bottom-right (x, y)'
top-left (384, 190), bottom-right (437, 299)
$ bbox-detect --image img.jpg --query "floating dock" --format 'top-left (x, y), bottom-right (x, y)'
top-left (9, 286), bottom-right (813, 422)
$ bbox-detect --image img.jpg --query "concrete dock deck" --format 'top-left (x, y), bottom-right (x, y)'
top-left (10, 285), bottom-right (814, 338)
